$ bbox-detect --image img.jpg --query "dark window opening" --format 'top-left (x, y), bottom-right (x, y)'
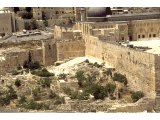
top-left (138, 35), bottom-right (140, 38)
top-left (149, 34), bottom-right (151, 38)
top-left (142, 35), bottom-right (145, 38)
top-left (153, 34), bottom-right (156, 37)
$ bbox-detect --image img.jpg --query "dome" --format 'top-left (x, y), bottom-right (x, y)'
top-left (87, 7), bottom-right (107, 17)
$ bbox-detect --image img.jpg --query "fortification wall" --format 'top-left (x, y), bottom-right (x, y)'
top-left (1, 48), bottom-right (43, 74)
top-left (56, 40), bottom-right (85, 61)
top-left (85, 36), bottom-right (156, 98)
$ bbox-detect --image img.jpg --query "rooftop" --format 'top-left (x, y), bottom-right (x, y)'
top-left (122, 39), bottom-right (160, 55)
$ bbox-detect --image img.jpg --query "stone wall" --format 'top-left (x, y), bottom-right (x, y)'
top-left (85, 36), bottom-right (156, 98)
top-left (56, 40), bottom-right (85, 61)
top-left (1, 48), bottom-right (43, 74)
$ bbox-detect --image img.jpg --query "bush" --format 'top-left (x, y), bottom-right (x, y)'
top-left (33, 87), bottom-right (41, 97)
top-left (12, 70), bottom-right (19, 75)
top-left (18, 95), bottom-right (27, 104)
top-left (105, 83), bottom-right (116, 95)
top-left (0, 94), bottom-right (11, 106)
top-left (131, 91), bottom-right (144, 102)
top-left (103, 69), bottom-right (112, 77)
top-left (63, 87), bottom-right (72, 96)
top-left (70, 91), bottom-right (79, 99)
top-left (84, 83), bottom-right (108, 100)
top-left (40, 78), bottom-right (52, 88)
top-left (24, 100), bottom-right (49, 110)
top-left (49, 90), bottom-right (58, 99)
top-left (78, 92), bottom-right (89, 100)
top-left (85, 59), bottom-right (89, 63)
top-left (75, 71), bottom-right (86, 87)
top-left (15, 79), bottom-right (21, 87)
top-left (54, 96), bottom-right (65, 105)
top-left (112, 73), bottom-right (128, 85)
top-left (31, 68), bottom-right (54, 77)
top-left (55, 63), bottom-right (61, 66)
top-left (58, 73), bottom-right (67, 79)
top-left (93, 62), bottom-right (103, 68)
top-left (17, 64), bottom-right (22, 70)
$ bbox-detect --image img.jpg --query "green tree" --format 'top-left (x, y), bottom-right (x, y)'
top-left (131, 91), bottom-right (144, 102)
top-left (15, 79), bottom-right (21, 87)
top-left (112, 73), bottom-right (128, 85)
top-left (43, 20), bottom-right (48, 27)
top-left (105, 83), bottom-right (116, 94)
top-left (40, 78), bottom-right (52, 88)
top-left (75, 71), bottom-right (86, 87)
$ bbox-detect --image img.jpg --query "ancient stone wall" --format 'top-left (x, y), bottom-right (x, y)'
top-left (1, 48), bottom-right (43, 74)
top-left (42, 39), bottom-right (57, 66)
top-left (85, 36), bottom-right (156, 98)
top-left (56, 40), bottom-right (85, 61)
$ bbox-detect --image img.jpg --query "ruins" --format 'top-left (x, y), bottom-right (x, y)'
top-left (0, 7), bottom-right (160, 112)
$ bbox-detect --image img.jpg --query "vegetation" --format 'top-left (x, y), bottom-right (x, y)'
top-left (15, 79), bottom-right (21, 87)
top-left (84, 59), bottom-right (89, 63)
top-left (31, 68), bottom-right (54, 77)
top-left (131, 91), bottom-right (144, 102)
top-left (18, 11), bottom-right (33, 19)
top-left (12, 70), bottom-right (19, 75)
top-left (43, 20), bottom-right (48, 27)
top-left (40, 78), bottom-right (52, 88)
top-left (103, 69), bottom-right (112, 77)
top-left (24, 100), bottom-right (49, 110)
top-left (78, 92), bottom-right (89, 100)
top-left (54, 96), bottom-right (65, 105)
top-left (55, 63), bottom-right (61, 66)
top-left (105, 83), bottom-right (116, 95)
top-left (49, 90), bottom-right (58, 99)
top-left (18, 95), bottom-right (27, 105)
top-left (93, 62), bottom-right (103, 68)
top-left (17, 64), bottom-right (22, 70)
top-left (23, 52), bottom-right (41, 70)
top-left (30, 19), bottom-right (38, 30)
top-left (58, 73), bottom-right (67, 79)
top-left (75, 71), bottom-right (86, 87)
top-left (112, 73), bottom-right (128, 85)
top-left (0, 86), bottom-right (17, 106)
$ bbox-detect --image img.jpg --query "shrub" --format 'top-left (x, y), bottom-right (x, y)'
top-left (58, 73), bottom-right (67, 79)
top-left (75, 71), bottom-right (86, 87)
top-left (105, 83), bottom-right (116, 95)
top-left (49, 90), bottom-right (58, 99)
top-left (55, 63), bottom-right (61, 66)
top-left (112, 73), bottom-right (128, 85)
top-left (93, 85), bottom-right (107, 100)
top-left (7, 85), bottom-right (17, 100)
top-left (85, 59), bottom-right (89, 63)
top-left (24, 100), bottom-right (49, 110)
top-left (103, 69), bottom-right (112, 77)
top-left (31, 68), bottom-right (54, 77)
top-left (54, 96), bottom-right (65, 105)
top-left (84, 83), bottom-right (108, 100)
top-left (33, 87), bottom-right (41, 97)
top-left (0, 94), bottom-right (11, 106)
top-left (93, 62), bottom-right (102, 68)
top-left (15, 79), bottom-right (21, 87)
top-left (70, 91), bottom-right (79, 99)
top-left (131, 91), bottom-right (144, 102)
top-left (12, 70), bottom-right (19, 75)
top-left (17, 64), bottom-right (22, 70)
top-left (78, 92), bottom-right (89, 100)
top-left (18, 95), bottom-right (27, 104)
top-left (40, 78), bottom-right (52, 88)
top-left (63, 87), bottom-right (72, 96)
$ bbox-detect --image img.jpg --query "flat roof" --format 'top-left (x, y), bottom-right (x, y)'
top-left (124, 39), bottom-right (160, 55)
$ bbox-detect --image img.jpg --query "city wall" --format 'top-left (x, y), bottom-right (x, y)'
top-left (56, 40), bottom-right (85, 61)
top-left (85, 35), bottom-right (157, 98)
top-left (1, 48), bottom-right (43, 74)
